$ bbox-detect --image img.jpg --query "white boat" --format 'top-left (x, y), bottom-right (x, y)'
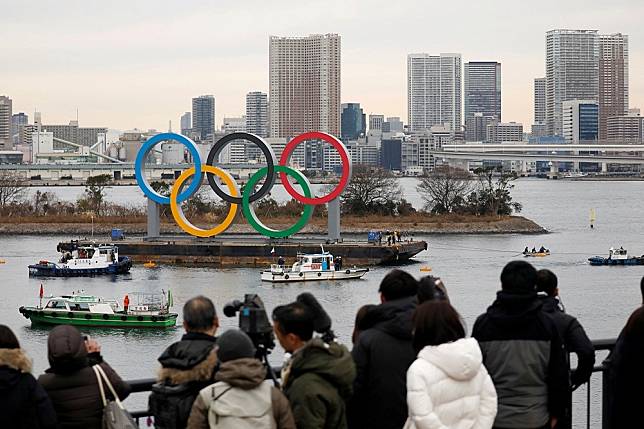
top-left (261, 250), bottom-right (369, 283)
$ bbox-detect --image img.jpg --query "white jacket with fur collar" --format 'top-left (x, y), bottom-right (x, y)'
top-left (403, 338), bottom-right (497, 429)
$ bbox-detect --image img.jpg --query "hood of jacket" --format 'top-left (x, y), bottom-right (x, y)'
top-left (289, 338), bottom-right (355, 399)
top-left (215, 358), bottom-right (266, 389)
top-left (157, 332), bottom-right (218, 384)
top-left (539, 295), bottom-right (561, 313)
top-left (46, 325), bottom-right (88, 374)
top-left (362, 295), bottom-right (416, 341)
top-left (485, 290), bottom-right (542, 326)
top-left (0, 348), bottom-right (32, 392)
top-left (418, 338), bottom-right (483, 381)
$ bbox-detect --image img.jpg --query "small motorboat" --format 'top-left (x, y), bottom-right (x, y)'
top-left (143, 261), bottom-right (157, 269)
top-left (261, 248), bottom-right (368, 283)
top-left (19, 291), bottom-right (177, 328)
top-left (28, 243), bottom-right (132, 277)
top-left (419, 266), bottom-right (432, 272)
top-left (588, 247), bottom-right (644, 266)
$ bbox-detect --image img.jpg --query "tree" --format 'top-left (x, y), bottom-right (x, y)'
top-left (77, 174), bottom-right (112, 215)
top-left (467, 167), bottom-right (522, 216)
top-left (341, 165), bottom-right (402, 215)
top-left (417, 166), bottom-right (472, 214)
top-left (0, 171), bottom-right (26, 209)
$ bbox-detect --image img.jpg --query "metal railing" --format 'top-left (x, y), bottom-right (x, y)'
top-left (125, 340), bottom-right (618, 428)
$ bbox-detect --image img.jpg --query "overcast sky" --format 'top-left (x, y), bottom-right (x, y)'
top-left (2, 0), bottom-right (642, 132)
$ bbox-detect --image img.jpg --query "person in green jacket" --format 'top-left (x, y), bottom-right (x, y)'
top-left (272, 301), bottom-right (356, 429)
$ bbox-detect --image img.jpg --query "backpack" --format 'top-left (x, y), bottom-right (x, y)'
top-left (199, 380), bottom-right (275, 429)
top-left (149, 380), bottom-right (211, 429)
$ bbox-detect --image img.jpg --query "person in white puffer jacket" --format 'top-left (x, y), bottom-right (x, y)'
top-left (404, 301), bottom-right (497, 429)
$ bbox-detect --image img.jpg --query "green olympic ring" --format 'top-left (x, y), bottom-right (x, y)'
top-left (242, 166), bottom-right (314, 238)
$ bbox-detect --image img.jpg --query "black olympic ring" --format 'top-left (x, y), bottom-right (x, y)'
top-left (205, 132), bottom-right (277, 204)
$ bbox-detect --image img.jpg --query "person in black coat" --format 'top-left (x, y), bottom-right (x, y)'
top-left (536, 269), bottom-right (595, 389)
top-left (0, 325), bottom-right (57, 429)
top-left (605, 276), bottom-right (644, 428)
top-left (38, 325), bottom-right (131, 429)
top-left (349, 269), bottom-right (418, 429)
top-left (472, 261), bottom-right (568, 429)
top-left (150, 295), bottom-right (219, 428)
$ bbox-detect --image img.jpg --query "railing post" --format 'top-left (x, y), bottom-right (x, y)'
top-left (602, 364), bottom-right (611, 429)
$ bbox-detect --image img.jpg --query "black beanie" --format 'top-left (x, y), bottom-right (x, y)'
top-left (216, 329), bottom-right (256, 363)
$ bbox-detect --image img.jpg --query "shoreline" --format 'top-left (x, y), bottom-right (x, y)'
top-left (0, 215), bottom-right (547, 236)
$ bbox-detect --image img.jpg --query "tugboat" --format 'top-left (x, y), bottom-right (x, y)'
top-left (261, 248), bottom-right (369, 283)
top-left (588, 247), bottom-right (644, 266)
top-left (28, 243), bottom-right (132, 277)
top-left (19, 290), bottom-right (177, 328)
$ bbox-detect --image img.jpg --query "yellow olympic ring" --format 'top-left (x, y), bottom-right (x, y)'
top-left (170, 165), bottom-right (238, 238)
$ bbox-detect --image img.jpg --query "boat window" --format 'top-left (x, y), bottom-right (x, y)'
top-left (71, 303), bottom-right (90, 311)
top-left (99, 249), bottom-right (108, 255)
top-left (46, 301), bottom-right (67, 309)
top-left (86, 249), bottom-right (95, 258)
top-left (312, 257), bottom-right (324, 264)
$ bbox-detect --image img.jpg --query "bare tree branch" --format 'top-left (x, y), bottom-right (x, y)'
top-left (417, 166), bottom-right (472, 213)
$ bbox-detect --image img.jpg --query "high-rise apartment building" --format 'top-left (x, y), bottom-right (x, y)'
top-left (369, 114), bottom-right (384, 131)
top-left (599, 33), bottom-right (629, 140)
top-left (220, 116), bottom-right (247, 164)
top-left (0, 96), bottom-right (13, 150)
top-left (464, 62), bottom-right (501, 124)
top-left (534, 78), bottom-right (546, 125)
top-left (562, 100), bottom-right (599, 143)
top-left (546, 30), bottom-right (599, 136)
top-left (407, 53), bottom-right (462, 132)
top-left (42, 120), bottom-right (107, 149)
top-left (340, 103), bottom-right (366, 141)
top-left (486, 122), bottom-right (524, 142)
top-left (245, 91), bottom-right (269, 138)
top-left (11, 113), bottom-right (28, 145)
top-left (269, 34), bottom-right (341, 139)
top-left (466, 113), bottom-right (497, 142)
top-left (180, 112), bottom-right (191, 136)
top-left (192, 95), bottom-right (216, 140)
top-left (607, 111), bottom-right (643, 142)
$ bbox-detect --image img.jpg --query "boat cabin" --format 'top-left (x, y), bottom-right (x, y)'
top-left (60, 245), bottom-right (120, 267)
top-left (609, 247), bottom-right (629, 260)
top-left (127, 292), bottom-right (171, 315)
top-left (43, 295), bottom-right (119, 313)
top-left (291, 252), bottom-right (335, 273)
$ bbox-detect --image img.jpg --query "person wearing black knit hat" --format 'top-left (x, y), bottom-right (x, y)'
top-left (187, 329), bottom-right (295, 429)
top-left (472, 261), bottom-right (568, 429)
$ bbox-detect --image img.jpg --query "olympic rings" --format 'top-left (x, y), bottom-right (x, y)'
top-left (170, 165), bottom-right (238, 238)
top-left (206, 132), bottom-right (276, 204)
top-left (134, 131), bottom-right (352, 238)
top-left (135, 133), bottom-right (202, 205)
top-left (242, 166), bottom-right (313, 238)
top-left (279, 131), bottom-right (352, 205)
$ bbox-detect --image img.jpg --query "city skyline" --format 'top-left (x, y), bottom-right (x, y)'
top-left (2, 0), bottom-right (644, 132)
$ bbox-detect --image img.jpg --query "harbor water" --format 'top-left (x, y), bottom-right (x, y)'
top-left (2, 178), bottom-right (644, 426)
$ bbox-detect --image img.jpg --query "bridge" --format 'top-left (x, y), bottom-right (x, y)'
top-left (434, 143), bottom-right (644, 173)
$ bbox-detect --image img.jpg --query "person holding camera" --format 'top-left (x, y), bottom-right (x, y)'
top-left (186, 329), bottom-right (295, 429)
top-left (150, 296), bottom-right (220, 429)
top-left (272, 300), bottom-right (356, 429)
top-left (38, 325), bottom-right (131, 429)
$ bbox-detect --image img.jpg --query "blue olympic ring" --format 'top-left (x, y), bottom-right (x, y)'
top-left (135, 133), bottom-right (202, 205)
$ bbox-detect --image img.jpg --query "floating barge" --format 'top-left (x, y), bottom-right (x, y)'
top-left (57, 238), bottom-right (428, 267)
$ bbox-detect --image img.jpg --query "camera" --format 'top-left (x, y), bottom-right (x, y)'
top-left (223, 294), bottom-right (275, 361)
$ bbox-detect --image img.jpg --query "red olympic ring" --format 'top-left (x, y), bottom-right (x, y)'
top-left (279, 131), bottom-right (351, 205)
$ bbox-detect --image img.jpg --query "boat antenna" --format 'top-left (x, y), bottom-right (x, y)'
top-left (320, 244), bottom-right (325, 254)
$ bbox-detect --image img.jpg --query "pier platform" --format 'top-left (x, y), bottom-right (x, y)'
top-left (57, 237), bottom-right (428, 267)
